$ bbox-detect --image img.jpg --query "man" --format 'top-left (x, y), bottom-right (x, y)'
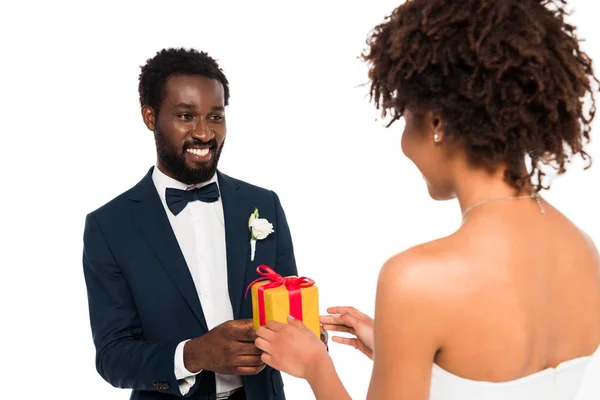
top-left (82, 48), bottom-right (322, 400)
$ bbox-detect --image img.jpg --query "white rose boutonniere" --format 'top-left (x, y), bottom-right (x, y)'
top-left (248, 208), bottom-right (274, 261)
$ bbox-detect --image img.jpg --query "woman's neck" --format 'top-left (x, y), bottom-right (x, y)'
top-left (453, 165), bottom-right (534, 216)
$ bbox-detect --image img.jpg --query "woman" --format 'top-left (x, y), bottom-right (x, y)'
top-left (254, 0), bottom-right (600, 399)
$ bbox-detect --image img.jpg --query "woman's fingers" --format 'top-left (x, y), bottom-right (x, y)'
top-left (326, 306), bottom-right (359, 316)
top-left (255, 337), bottom-right (272, 354)
top-left (331, 336), bottom-right (359, 349)
top-left (326, 306), bottom-right (370, 319)
top-left (256, 326), bottom-right (276, 341)
top-left (321, 313), bottom-right (359, 328)
top-left (321, 324), bottom-right (355, 334)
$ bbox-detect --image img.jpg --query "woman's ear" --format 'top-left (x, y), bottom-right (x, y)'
top-left (430, 113), bottom-right (444, 144)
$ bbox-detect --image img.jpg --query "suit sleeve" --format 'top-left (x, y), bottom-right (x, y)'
top-left (271, 191), bottom-right (298, 278)
top-left (82, 213), bottom-right (199, 397)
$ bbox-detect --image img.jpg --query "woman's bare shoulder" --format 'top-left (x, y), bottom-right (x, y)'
top-left (378, 236), bottom-right (475, 303)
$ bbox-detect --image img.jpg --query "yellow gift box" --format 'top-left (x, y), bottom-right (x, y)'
top-left (248, 265), bottom-right (320, 337)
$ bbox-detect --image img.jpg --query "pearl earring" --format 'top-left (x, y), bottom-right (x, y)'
top-left (433, 133), bottom-right (441, 143)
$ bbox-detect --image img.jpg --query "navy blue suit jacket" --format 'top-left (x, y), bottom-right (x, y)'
top-left (82, 168), bottom-right (297, 400)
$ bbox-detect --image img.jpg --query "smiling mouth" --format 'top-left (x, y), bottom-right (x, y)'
top-left (185, 145), bottom-right (215, 163)
top-left (186, 147), bottom-right (211, 157)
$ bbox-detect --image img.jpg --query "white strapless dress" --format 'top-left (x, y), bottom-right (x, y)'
top-left (429, 346), bottom-right (600, 400)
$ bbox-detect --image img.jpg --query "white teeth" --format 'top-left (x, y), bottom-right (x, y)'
top-left (187, 148), bottom-right (210, 156)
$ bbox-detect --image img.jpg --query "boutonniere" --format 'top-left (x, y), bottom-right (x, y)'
top-left (248, 208), bottom-right (274, 261)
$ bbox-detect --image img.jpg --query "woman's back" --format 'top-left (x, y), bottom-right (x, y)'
top-left (430, 199), bottom-right (600, 382)
top-left (252, 1), bottom-right (600, 398)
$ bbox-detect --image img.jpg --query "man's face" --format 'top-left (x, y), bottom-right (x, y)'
top-left (142, 74), bottom-right (226, 185)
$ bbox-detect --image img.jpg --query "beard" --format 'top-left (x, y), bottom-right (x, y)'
top-left (154, 126), bottom-right (225, 185)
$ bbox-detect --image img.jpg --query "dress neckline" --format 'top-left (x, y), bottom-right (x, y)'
top-left (432, 350), bottom-right (597, 386)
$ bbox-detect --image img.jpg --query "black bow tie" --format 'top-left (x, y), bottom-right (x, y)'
top-left (165, 182), bottom-right (220, 216)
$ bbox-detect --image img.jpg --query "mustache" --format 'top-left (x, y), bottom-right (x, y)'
top-left (183, 139), bottom-right (218, 151)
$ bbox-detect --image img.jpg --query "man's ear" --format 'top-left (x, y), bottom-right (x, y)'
top-left (141, 105), bottom-right (156, 131)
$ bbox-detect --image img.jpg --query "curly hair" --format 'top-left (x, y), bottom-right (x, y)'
top-left (138, 47), bottom-right (230, 115)
top-left (363, 0), bottom-right (597, 190)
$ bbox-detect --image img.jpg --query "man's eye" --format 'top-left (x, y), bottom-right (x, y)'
top-left (209, 114), bottom-right (224, 121)
top-left (179, 114), bottom-right (193, 120)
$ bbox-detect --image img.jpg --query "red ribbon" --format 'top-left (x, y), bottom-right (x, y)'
top-left (245, 265), bottom-right (315, 325)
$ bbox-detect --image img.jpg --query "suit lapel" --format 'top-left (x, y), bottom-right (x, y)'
top-left (129, 168), bottom-right (209, 332)
top-left (218, 171), bottom-right (252, 319)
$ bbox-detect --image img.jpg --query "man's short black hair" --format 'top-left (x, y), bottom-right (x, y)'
top-left (138, 47), bottom-right (230, 114)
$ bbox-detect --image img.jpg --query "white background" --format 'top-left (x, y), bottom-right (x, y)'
top-left (1, 1), bottom-right (599, 399)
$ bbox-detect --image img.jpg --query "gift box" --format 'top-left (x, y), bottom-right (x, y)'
top-left (247, 265), bottom-right (320, 337)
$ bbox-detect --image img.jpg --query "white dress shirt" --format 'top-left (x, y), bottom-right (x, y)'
top-left (152, 167), bottom-right (243, 398)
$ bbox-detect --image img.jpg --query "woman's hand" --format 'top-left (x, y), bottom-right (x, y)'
top-left (255, 316), bottom-right (330, 380)
top-left (320, 306), bottom-right (374, 359)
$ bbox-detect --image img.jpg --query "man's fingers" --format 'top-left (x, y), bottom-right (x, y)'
top-left (225, 319), bottom-right (257, 342)
top-left (227, 319), bottom-right (253, 329)
top-left (242, 328), bottom-right (258, 342)
top-left (234, 355), bottom-right (265, 367)
top-left (237, 342), bottom-right (263, 355)
top-left (238, 326), bottom-right (258, 342)
top-left (236, 363), bottom-right (266, 375)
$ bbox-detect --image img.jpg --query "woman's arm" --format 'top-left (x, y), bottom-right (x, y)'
top-left (366, 251), bottom-right (446, 400)
top-left (256, 317), bottom-right (352, 399)
top-left (306, 354), bottom-right (352, 400)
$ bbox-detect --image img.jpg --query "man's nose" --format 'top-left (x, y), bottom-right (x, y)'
top-left (191, 118), bottom-right (214, 141)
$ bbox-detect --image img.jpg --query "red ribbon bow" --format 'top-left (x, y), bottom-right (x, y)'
top-left (245, 265), bottom-right (315, 324)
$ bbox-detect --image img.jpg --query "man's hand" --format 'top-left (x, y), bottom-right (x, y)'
top-left (183, 319), bottom-right (266, 375)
